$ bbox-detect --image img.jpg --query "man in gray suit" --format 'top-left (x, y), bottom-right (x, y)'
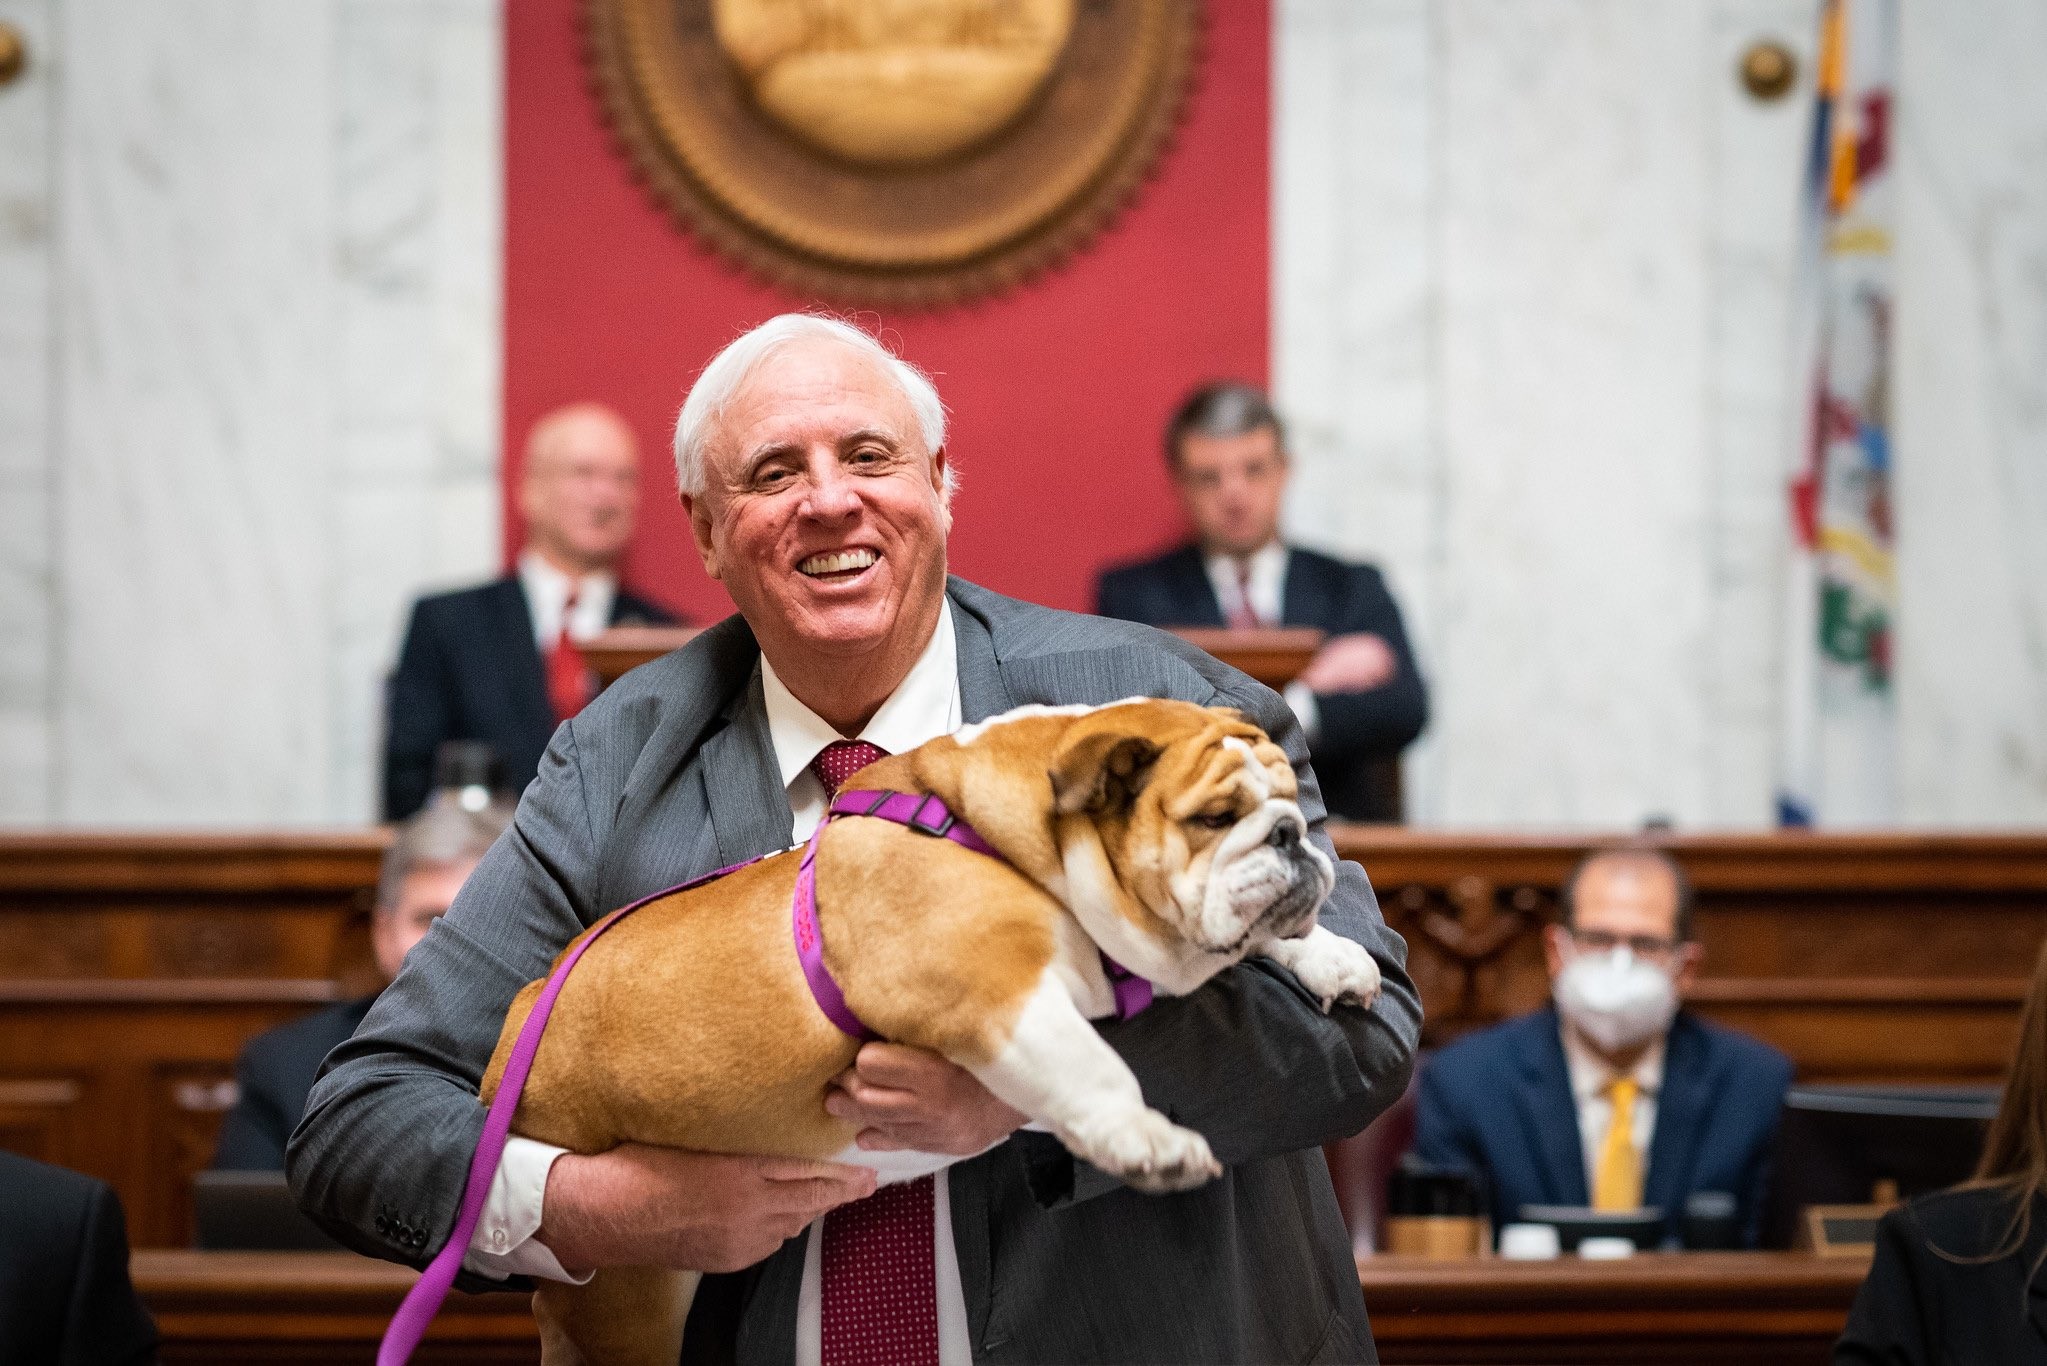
top-left (289, 314), bottom-right (1420, 1364)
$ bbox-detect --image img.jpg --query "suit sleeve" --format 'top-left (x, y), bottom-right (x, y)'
top-left (1024, 667), bottom-right (1423, 1206)
top-left (1833, 1207), bottom-right (1933, 1366)
top-left (208, 1041), bottom-right (293, 1171)
top-left (290, 724), bottom-right (605, 1287)
top-left (58, 1184), bottom-right (158, 1366)
top-left (1309, 565), bottom-right (1428, 764)
top-left (1410, 1057), bottom-right (1483, 1178)
top-left (384, 598), bottom-right (452, 821)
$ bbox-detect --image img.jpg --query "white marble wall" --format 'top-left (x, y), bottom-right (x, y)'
top-left (1276, 0), bottom-right (2047, 827)
top-left (0, 0), bottom-right (501, 825)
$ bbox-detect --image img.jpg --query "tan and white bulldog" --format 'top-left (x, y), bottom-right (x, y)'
top-left (480, 697), bottom-right (1383, 1366)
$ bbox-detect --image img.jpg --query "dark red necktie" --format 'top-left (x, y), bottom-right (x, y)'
top-left (546, 586), bottom-right (593, 723)
top-left (809, 739), bottom-right (939, 1366)
top-left (1227, 560), bottom-right (1263, 631)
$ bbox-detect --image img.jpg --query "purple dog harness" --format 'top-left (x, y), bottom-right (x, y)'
top-left (377, 790), bottom-right (1151, 1365)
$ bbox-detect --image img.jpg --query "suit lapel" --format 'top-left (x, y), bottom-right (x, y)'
top-left (490, 577), bottom-right (554, 734)
top-left (697, 670), bottom-right (796, 866)
top-left (1279, 549), bottom-right (1319, 630)
top-left (1644, 1015), bottom-right (1711, 1215)
top-left (950, 586), bottom-right (1018, 724)
top-left (1512, 1009), bottom-right (1589, 1207)
top-left (1167, 546), bottom-right (1226, 627)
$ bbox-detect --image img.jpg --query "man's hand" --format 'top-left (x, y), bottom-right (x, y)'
top-left (538, 1143), bottom-right (876, 1276)
top-left (1298, 632), bottom-right (1397, 695)
top-left (826, 1043), bottom-right (1025, 1155)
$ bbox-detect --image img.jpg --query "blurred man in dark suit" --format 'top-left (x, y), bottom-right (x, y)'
top-left (383, 403), bottom-right (679, 819)
top-left (210, 800), bottom-right (509, 1170)
top-left (0, 1151), bottom-right (158, 1365)
top-left (1096, 383), bottom-right (1427, 821)
top-left (1413, 847), bottom-right (1794, 1247)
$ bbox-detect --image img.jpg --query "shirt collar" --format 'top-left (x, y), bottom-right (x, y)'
top-left (518, 548), bottom-right (616, 609)
top-left (1201, 539), bottom-right (1287, 584)
top-left (759, 606), bottom-right (961, 793)
top-left (1559, 1016), bottom-right (1666, 1104)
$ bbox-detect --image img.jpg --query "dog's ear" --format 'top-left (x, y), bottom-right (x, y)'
top-left (1049, 730), bottom-right (1162, 816)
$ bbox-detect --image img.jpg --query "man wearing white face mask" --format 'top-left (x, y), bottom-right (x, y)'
top-left (1413, 847), bottom-right (1793, 1247)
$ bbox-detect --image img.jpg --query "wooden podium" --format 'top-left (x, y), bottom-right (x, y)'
top-left (1168, 626), bottom-right (1324, 690)
top-left (582, 626), bottom-right (700, 688)
top-left (584, 625), bottom-right (1327, 692)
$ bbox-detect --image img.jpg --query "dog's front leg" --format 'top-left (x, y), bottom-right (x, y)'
top-left (533, 1266), bottom-right (698, 1366)
top-left (1257, 924), bottom-right (1382, 1011)
top-left (965, 976), bottom-right (1221, 1194)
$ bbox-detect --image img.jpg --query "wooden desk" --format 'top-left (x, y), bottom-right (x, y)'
top-left (135, 1250), bottom-right (537, 1364)
top-left (133, 1249), bottom-right (1863, 1365)
top-left (1361, 1251), bottom-right (1867, 1364)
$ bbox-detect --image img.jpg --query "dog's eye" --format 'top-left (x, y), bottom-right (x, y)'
top-left (1192, 810), bottom-right (1236, 830)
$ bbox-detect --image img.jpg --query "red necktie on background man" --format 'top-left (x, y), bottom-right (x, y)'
top-left (810, 739), bottom-right (941, 1366)
top-left (546, 585), bottom-right (594, 723)
top-left (1227, 560), bottom-right (1264, 631)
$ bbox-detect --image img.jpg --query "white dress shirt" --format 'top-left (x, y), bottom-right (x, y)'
top-left (1559, 1020), bottom-right (1665, 1199)
top-left (1202, 541), bottom-right (1321, 742)
top-left (517, 549), bottom-right (616, 649)
top-left (466, 607), bottom-right (974, 1364)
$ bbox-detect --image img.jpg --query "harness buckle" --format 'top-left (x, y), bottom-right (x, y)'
top-left (909, 795), bottom-right (955, 838)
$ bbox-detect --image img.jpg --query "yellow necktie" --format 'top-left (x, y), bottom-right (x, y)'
top-left (1593, 1076), bottom-right (1643, 1210)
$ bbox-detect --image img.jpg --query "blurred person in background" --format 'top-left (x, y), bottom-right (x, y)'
top-left (209, 799), bottom-right (510, 1170)
top-left (1095, 382), bottom-right (1427, 822)
top-left (383, 402), bottom-right (680, 820)
top-left (1835, 935), bottom-right (2047, 1364)
top-left (1413, 846), bottom-right (1793, 1246)
top-left (0, 1152), bottom-right (158, 1365)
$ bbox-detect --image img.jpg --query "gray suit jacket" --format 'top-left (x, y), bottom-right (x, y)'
top-left (289, 579), bottom-right (1421, 1364)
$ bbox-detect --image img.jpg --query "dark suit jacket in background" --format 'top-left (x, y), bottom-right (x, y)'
top-left (1095, 545), bottom-right (1428, 821)
top-left (210, 997), bottom-right (375, 1171)
top-left (382, 575), bottom-right (677, 819)
top-left (0, 1151), bottom-right (159, 1366)
top-left (1835, 1186), bottom-right (2047, 1365)
top-left (1413, 1004), bottom-right (1794, 1246)
top-left (294, 578), bottom-right (1422, 1364)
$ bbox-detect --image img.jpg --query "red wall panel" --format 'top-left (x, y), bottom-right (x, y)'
top-left (503, 0), bottom-right (1269, 620)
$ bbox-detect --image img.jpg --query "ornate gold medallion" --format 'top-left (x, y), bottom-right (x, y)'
top-left (587, 0), bottom-right (1203, 307)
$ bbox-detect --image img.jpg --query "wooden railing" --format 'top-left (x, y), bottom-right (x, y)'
top-left (3, 828), bottom-right (2043, 1246)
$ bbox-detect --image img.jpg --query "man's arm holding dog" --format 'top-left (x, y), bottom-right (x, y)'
top-left (289, 724), bottom-right (872, 1283)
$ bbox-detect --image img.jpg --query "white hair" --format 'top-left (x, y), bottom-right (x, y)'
top-left (672, 313), bottom-right (953, 501)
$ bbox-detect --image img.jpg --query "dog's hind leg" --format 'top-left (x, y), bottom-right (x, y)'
top-left (965, 974), bottom-right (1221, 1194)
top-left (532, 1266), bottom-right (698, 1366)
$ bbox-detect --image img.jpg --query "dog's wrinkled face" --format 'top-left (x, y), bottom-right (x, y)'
top-left (1049, 702), bottom-right (1337, 966)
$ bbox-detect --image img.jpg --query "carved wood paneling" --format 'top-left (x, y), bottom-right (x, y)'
top-left (1334, 828), bottom-right (2047, 1082)
top-left (0, 834), bottom-right (384, 1246)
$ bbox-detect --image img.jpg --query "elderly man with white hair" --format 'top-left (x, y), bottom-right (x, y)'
top-left (291, 315), bottom-right (1420, 1363)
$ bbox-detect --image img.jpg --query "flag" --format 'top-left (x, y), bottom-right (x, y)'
top-left (1777, 0), bottom-right (1898, 827)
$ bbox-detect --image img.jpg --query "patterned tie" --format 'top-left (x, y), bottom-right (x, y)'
top-left (1593, 1076), bottom-right (1644, 1210)
top-left (1226, 559), bottom-right (1263, 631)
top-left (545, 585), bottom-right (594, 723)
top-left (810, 740), bottom-right (939, 1366)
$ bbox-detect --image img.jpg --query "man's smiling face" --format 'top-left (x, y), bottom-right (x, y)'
top-left (684, 336), bottom-right (951, 669)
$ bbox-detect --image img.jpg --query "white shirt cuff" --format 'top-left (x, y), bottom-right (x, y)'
top-left (1283, 680), bottom-right (1322, 746)
top-left (460, 1136), bottom-right (594, 1284)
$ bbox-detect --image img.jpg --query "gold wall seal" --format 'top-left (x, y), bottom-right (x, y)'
top-left (587, 0), bottom-right (1203, 307)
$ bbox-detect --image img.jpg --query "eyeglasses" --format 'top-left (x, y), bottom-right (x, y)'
top-left (1566, 928), bottom-right (1683, 963)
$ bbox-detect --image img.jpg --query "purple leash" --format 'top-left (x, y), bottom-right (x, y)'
top-left (378, 791), bottom-right (1151, 1363)
top-left (376, 858), bottom-right (765, 1365)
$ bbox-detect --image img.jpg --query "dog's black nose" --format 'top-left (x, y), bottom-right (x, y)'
top-left (1268, 820), bottom-right (1300, 851)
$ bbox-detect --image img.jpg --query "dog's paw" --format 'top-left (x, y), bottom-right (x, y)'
top-left (1074, 1109), bottom-right (1221, 1194)
top-left (1263, 930), bottom-right (1382, 1012)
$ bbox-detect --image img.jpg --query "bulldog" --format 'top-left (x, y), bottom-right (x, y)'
top-left (477, 697), bottom-right (1383, 1366)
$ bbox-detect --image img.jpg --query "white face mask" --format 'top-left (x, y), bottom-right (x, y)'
top-left (1553, 946), bottom-right (1678, 1054)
